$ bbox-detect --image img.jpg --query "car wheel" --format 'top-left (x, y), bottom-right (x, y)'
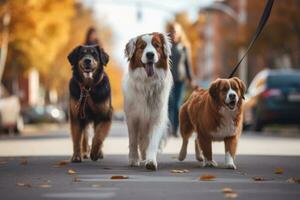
top-left (14, 116), bottom-right (24, 134)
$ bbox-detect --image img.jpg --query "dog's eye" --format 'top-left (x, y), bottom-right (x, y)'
top-left (140, 44), bottom-right (146, 49)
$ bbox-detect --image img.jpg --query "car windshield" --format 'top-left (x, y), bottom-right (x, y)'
top-left (267, 74), bottom-right (300, 88)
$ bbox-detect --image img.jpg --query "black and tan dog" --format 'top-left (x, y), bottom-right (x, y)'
top-left (67, 45), bottom-right (112, 163)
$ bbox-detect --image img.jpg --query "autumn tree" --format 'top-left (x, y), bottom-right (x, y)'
top-left (0, 0), bottom-right (123, 110)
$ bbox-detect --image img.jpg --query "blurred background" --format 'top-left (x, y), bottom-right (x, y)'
top-left (0, 0), bottom-right (299, 137)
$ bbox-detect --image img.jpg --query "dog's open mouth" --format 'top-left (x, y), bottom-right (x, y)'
top-left (145, 62), bottom-right (154, 77)
top-left (82, 69), bottom-right (94, 79)
top-left (227, 100), bottom-right (236, 110)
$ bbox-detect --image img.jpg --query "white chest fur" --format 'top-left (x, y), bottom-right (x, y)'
top-left (123, 67), bottom-right (173, 121)
top-left (210, 107), bottom-right (237, 141)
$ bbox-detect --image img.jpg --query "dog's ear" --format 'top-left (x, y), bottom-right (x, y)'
top-left (232, 77), bottom-right (246, 100)
top-left (68, 46), bottom-right (81, 66)
top-left (209, 79), bottom-right (221, 100)
top-left (96, 46), bottom-right (109, 66)
top-left (124, 37), bottom-right (136, 61)
top-left (159, 33), bottom-right (172, 57)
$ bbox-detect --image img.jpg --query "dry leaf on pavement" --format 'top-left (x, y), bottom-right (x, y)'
top-left (67, 169), bottom-right (76, 174)
top-left (16, 182), bottom-right (31, 188)
top-left (170, 169), bottom-right (189, 173)
top-left (73, 177), bottom-right (81, 182)
top-left (252, 176), bottom-right (267, 181)
top-left (199, 174), bottom-right (216, 181)
top-left (20, 159), bottom-right (28, 165)
top-left (222, 187), bottom-right (234, 193)
top-left (287, 178), bottom-right (300, 184)
top-left (274, 168), bottom-right (284, 174)
top-left (91, 184), bottom-right (102, 188)
top-left (110, 175), bottom-right (129, 179)
top-left (224, 192), bottom-right (238, 199)
top-left (222, 187), bottom-right (238, 198)
top-left (53, 160), bottom-right (69, 168)
top-left (38, 184), bottom-right (52, 188)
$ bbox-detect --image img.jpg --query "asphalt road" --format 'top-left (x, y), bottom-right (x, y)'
top-left (0, 122), bottom-right (300, 200)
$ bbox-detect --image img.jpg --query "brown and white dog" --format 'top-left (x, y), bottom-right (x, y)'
top-left (178, 77), bottom-right (246, 169)
top-left (123, 32), bottom-right (172, 171)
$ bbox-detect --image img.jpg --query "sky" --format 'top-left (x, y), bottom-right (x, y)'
top-left (83, 0), bottom-right (213, 68)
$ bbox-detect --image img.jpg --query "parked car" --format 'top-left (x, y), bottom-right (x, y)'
top-left (0, 85), bottom-right (24, 134)
top-left (22, 105), bottom-right (66, 124)
top-left (244, 69), bottom-right (300, 131)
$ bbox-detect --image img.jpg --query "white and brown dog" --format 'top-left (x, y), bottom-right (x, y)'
top-left (178, 77), bottom-right (246, 169)
top-left (123, 32), bottom-right (172, 171)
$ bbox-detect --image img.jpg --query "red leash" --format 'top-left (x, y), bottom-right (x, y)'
top-left (76, 84), bottom-right (91, 119)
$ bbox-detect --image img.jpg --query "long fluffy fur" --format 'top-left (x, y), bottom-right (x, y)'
top-left (123, 33), bottom-right (173, 170)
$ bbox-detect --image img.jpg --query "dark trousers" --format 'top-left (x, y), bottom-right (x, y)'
top-left (168, 81), bottom-right (184, 137)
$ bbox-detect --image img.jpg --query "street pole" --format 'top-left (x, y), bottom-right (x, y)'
top-left (238, 0), bottom-right (248, 85)
top-left (0, 10), bottom-right (11, 82)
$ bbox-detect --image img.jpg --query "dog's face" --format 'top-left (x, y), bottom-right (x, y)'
top-left (124, 32), bottom-right (171, 78)
top-left (209, 77), bottom-right (246, 110)
top-left (68, 45), bottom-right (109, 82)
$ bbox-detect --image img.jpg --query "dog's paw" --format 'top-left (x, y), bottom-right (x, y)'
top-left (225, 163), bottom-right (236, 170)
top-left (82, 152), bottom-right (89, 159)
top-left (129, 159), bottom-right (140, 167)
top-left (195, 154), bottom-right (204, 162)
top-left (178, 150), bottom-right (186, 161)
top-left (203, 160), bottom-right (218, 168)
top-left (90, 149), bottom-right (103, 161)
top-left (225, 152), bottom-right (236, 169)
top-left (71, 154), bottom-right (82, 163)
top-left (145, 160), bottom-right (157, 171)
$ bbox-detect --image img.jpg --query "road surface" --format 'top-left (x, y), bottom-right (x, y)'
top-left (0, 122), bottom-right (299, 200)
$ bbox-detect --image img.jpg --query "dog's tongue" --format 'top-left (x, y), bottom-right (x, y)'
top-left (145, 63), bottom-right (154, 77)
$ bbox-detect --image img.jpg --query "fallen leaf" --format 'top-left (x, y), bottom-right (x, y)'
top-left (224, 192), bottom-right (238, 199)
top-left (67, 169), bottom-right (76, 174)
top-left (170, 169), bottom-right (189, 173)
top-left (16, 182), bottom-right (31, 188)
top-left (287, 178), bottom-right (300, 184)
top-left (110, 175), bottom-right (129, 180)
top-left (39, 184), bottom-right (52, 188)
top-left (171, 156), bottom-right (178, 159)
top-left (20, 159), bottom-right (28, 165)
top-left (274, 168), bottom-right (284, 174)
top-left (222, 187), bottom-right (234, 193)
top-left (73, 177), bottom-right (81, 182)
top-left (252, 176), bottom-right (267, 181)
top-left (91, 184), bottom-right (102, 188)
top-left (199, 174), bottom-right (216, 181)
top-left (53, 160), bottom-right (69, 168)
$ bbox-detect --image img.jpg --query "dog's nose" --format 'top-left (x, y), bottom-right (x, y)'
top-left (146, 52), bottom-right (154, 60)
top-left (229, 93), bottom-right (236, 100)
top-left (84, 59), bottom-right (92, 65)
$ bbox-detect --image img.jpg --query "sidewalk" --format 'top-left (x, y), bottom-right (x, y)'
top-left (0, 122), bottom-right (300, 157)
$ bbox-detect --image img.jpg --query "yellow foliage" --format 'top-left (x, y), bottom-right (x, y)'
top-left (1, 0), bottom-right (124, 110)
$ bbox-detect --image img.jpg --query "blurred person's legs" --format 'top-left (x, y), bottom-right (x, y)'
top-left (168, 81), bottom-right (184, 137)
